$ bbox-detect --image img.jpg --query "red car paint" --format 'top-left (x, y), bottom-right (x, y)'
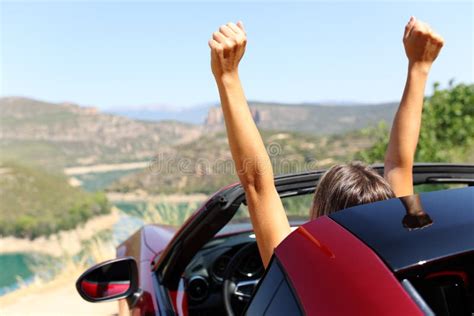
top-left (117, 224), bottom-right (177, 315)
top-left (275, 216), bottom-right (423, 315)
top-left (81, 280), bottom-right (130, 298)
top-left (77, 166), bottom-right (474, 315)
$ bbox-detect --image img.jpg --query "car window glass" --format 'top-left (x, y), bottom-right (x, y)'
top-left (264, 278), bottom-right (302, 316)
top-left (229, 194), bottom-right (313, 226)
top-left (245, 257), bottom-right (302, 316)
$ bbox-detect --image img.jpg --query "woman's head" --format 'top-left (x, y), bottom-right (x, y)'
top-left (310, 162), bottom-right (395, 219)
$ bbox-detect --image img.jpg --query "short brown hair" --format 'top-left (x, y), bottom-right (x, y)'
top-left (310, 162), bottom-right (395, 219)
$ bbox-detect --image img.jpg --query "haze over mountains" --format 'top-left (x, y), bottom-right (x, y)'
top-left (205, 101), bottom-right (397, 134)
top-left (0, 97), bottom-right (202, 169)
top-left (0, 96), bottom-right (396, 194)
top-left (0, 96), bottom-right (396, 172)
top-left (108, 100), bottom-right (398, 134)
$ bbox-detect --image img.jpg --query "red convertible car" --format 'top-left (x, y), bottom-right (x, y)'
top-left (76, 163), bottom-right (474, 316)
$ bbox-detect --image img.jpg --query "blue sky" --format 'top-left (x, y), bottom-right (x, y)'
top-left (1, 1), bottom-right (473, 110)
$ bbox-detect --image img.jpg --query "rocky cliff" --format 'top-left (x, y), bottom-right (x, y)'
top-left (204, 101), bottom-right (397, 134)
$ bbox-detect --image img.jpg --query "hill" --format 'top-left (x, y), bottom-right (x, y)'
top-left (109, 101), bottom-right (398, 130)
top-left (0, 161), bottom-right (110, 239)
top-left (0, 97), bottom-right (202, 169)
top-left (0, 96), bottom-right (395, 196)
top-left (107, 129), bottom-right (378, 195)
top-left (205, 101), bottom-right (398, 134)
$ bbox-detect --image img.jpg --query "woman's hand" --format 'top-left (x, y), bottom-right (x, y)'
top-left (403, 17), bottom-right (444, 73)
top-left (209, 21), bottom-right (247, 79)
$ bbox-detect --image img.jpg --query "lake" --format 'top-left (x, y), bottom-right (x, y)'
top-left (0, 198), bottom-right (202, 296)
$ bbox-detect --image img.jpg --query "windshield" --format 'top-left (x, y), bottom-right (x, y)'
top-left (229, 193), bottom-right (312, 226)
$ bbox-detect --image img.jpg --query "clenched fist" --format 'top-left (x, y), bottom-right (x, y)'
top-left (209, 21), bottom-right (247, 78)
top-left (403, 17), bottom-right (444, 71)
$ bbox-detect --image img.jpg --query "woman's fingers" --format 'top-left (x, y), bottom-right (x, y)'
top-left (208, 39), bottom-right (222, 50)
top-left (219, 24), bottom-right (235, 37)
top-left (209, 20), bottom-right (247, 79)
top-left (237, 21), bottom-right (246, 33)
top-left (227, 22), bottom-right (241, 34)
top-left (404, 16), bottom-right (416, 40)
top-left (212, 31), bottom-right (226, 43)
top-left (432, 33), bottom-right (445, 47)
top-left (211, 21), bottom-right (247, 48)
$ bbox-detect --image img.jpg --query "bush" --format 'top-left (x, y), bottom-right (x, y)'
top-left (359, 82), bottom-right (474, 164)
top-left (0, 162), bottom-right (112, 239)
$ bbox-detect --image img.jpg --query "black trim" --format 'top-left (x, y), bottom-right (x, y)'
top-left (330, 187), bottom-right (474, 271)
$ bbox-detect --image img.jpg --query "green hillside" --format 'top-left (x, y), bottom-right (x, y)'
top-left (0, 97), bottom-right (202, 170)
top-left (2, 84), bottom-right (471, 239)
top-left (108, 129), bottom-right (377, 195)
top-left (0, 161), bottom-right (110, 239)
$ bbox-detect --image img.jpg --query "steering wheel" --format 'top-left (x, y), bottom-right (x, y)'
top-left (222, 242), bottom-right (263, 316)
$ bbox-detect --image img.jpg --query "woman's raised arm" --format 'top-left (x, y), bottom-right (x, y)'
top-left (209, 22), bottom-right (291, 267)
top-left (385, 17), bottom-right (444, 197)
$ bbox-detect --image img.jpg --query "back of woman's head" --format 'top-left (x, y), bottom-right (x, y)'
top-left (310, 161), bottom-right (395, 219)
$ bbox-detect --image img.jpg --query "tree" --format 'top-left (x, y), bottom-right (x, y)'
top-left (359, 82), bottom-right (474, 163)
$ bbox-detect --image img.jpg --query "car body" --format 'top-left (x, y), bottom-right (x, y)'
top-left (76, 163), bottom-right (474, 315)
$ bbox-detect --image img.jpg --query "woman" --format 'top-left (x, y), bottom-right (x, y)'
top-left (208, 17), bottom-right (444, 267)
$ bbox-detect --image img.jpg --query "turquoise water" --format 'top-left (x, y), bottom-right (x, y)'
top-left (74, 169), bottom-right (142, 192)
top-left (0, 253), bottom-right (34, 294)
top-left (0, 253), bottom-right (59, 296)
top-left (0, 203), bottom-right (143, 296)
top-left (0, 170), bottom-right (147, 296)
top-left (0, 199), bottom-right (200, 296)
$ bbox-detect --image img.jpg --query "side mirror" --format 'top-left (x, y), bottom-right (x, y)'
top-left (76, 257), bottom-right (139, 303)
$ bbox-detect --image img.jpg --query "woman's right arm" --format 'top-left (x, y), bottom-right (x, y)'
top-left (384, 17), bottom-right (444, 197)
top-left (209, 22), bottom-right (291, 267)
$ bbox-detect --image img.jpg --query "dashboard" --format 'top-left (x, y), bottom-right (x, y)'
top-left (184, 230), bottom-right (263, 315)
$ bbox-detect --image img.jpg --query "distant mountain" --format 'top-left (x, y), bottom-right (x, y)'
top-left (205, 101), bottom-right (398, 134)
top-left (0, 97), bottom-right (202, 169)
top-left (107, 104), bottom-right (211, 124)
top-left (0, 96), bottom-right (398, 214)
top-left (105, 101), bottom-right (398, 132)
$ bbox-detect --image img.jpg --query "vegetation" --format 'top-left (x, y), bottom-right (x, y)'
top-left (114, 200), bottom-right (203, 227)
top-left (1, 86), bottom-right (471, 239)
top-left (359, 82), bottom-right (474, 164)
top-left (108, 129), bottom-right (378, 195)
top-left (0, 161), bottom-right (111, 239)
top-left (0, 97), bottom-right (202, 169)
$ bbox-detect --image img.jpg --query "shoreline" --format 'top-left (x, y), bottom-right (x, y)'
top-left (0, 192), bottom-right (205, 314)
top-left (0, 207), bottom-right (121, 257)
top-left (106, 191), bottom-right (208, 203)
top-left (0, 257), bottom-right (118, 316)
top-left (64, 161), bottom-right (150, 175)
top-left (0, 193), bottom-right (207, 257)
top-left (0, 208), bottom-right (121, 315)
